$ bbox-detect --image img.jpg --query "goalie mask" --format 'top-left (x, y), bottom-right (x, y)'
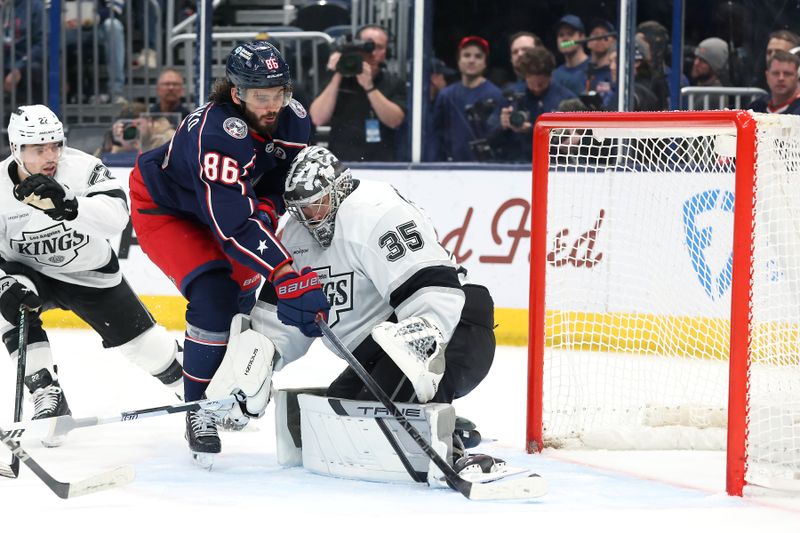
top-left (7, 105), bottom-right (65, 175)
top-left (284, 146), bottom-right (353, 248)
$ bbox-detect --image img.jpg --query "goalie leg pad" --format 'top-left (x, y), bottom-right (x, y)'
top-left (296, 392), bottom-right (455, 484)
top-left (371, 317), bottom-right (446, 403)
top-left (205, 313), bottom-right (274, 419)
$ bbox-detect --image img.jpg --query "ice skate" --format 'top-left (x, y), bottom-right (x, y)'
top-left (185, 409), bottom-right (221, 469)
top-left (24, 368), bottom-right (71, 448)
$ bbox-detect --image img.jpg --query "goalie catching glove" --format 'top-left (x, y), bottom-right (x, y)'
top-left (205, 314), bottom-right (275, 422)
top-left (371, 316), bottom-right (446, 403)
top-left (13, 173), bottom-right (78, 221)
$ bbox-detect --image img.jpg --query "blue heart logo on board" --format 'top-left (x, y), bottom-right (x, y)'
top-left (682, 190), bottom-right (734, 301)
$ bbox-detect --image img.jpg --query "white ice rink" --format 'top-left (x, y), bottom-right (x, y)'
top-left (1, 329), bottom-right (799, 532)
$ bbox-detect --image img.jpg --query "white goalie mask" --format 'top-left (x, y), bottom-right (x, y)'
top-left (7, 105), bottom-right (66, 173)
top-left (284, 146), bottom-right (353, 248)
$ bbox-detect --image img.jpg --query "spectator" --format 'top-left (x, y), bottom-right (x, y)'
top-left (750, 30), bottom-right (800, 88)
top-left (430, 57), bottom-right (456, 101)
top-left (310, 24), bottom-right (407, 162)
top-left (64, 0), bottom-right (126, 105)
top-left (2, 0), bottom-right (44, 102)
top-left (602, 39), bottom-right (662, 112)
top-left (423, 57), bottom-right (455, 161)
top-left (637, 20), bottom-right (687, 108)
top-left (747, 50), bottom-right (800, 115)
top-left (553, 14), bottom-right (590, 96)
top-left (98, 102), bottom-right (176, 155)
top-left (431, 36), bottom-right (503, 162)
top-left (691, 37), bottom-right (729, 87)
top-left (149, 67), bottom-right (191, 118)
top-left (507, 31), bottom-right (543, 86)
top-left (490, 46), bottom-right (576, 162)
top-left (585, 19), bottom-right (617, 104)
top-left (132, 0), bottom-right (162, 69)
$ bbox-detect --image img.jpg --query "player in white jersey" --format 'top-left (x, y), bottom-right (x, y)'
top-left (244, 146), bottom-right (496, 472)
top-left (0, 105), bottom-right (183, 446)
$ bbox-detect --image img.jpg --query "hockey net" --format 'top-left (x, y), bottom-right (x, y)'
top-left (527, 111), bottom-right (800, 496)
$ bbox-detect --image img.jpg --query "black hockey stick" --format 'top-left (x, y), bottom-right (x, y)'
top-left (1, 396), bottom-right (237, 443)
top-left (0, 306), bottom-right (29, 479)
top-left (316, 316), bottom-right (547, 501)
top-left (0, 425), bottom-right (134, 498)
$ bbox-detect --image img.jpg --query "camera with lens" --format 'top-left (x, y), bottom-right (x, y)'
top-left (502, 90), bottom-right (529, 128)
top-left (122, 124), bottom-right (139, 141)
top-left (334, 36), bottom-right (376, 77)
top-left (464, 98), bottom-right (496, 125)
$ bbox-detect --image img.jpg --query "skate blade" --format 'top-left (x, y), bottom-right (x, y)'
top-left (191, 452), bottom-right (215, 470)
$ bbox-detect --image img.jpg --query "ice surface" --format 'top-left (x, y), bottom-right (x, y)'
top-left (1, 330), bottom-right (798, 531)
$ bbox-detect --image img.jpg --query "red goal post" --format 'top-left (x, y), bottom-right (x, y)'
top-left (527, 110), bottom-right (800, 497)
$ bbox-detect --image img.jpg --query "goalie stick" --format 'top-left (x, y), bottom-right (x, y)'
top-left (0, 306), bottom-right (29, 479)
top-left (316, 316), bottom-right (547, 501)
top-left (1, 396), bottom-right (238, 443)
top-left (0, 425), bottom-right (134, 498)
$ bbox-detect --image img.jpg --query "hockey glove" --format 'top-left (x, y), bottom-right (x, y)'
top-left (14, 173), bottom-right (79, 221)
top-left (273, 267), bottom-right (330, 337)
top-left (0, 276), bottom-right (43, 324)
top-left (372, 317), bottom-right (446, 402)
top-left (256, 196), bottom-right (280, 231)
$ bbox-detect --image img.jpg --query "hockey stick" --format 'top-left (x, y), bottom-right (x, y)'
top-left (0, 424), bottom-right (134, 498)
top-left (316, 316), bottom-right (547, 501)
top-left (0, 306), bottom-right (29, 479)
top-left (1, 396), bottom-right (238, 444)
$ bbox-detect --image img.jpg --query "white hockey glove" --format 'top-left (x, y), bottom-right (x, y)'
top-left (371, 317), bottom-right (446, 403)
top-left (206, 314), bottom-right (275, 420)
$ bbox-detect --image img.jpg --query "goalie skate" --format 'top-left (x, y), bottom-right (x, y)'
top-left (454, 453), bottom-right (531, 484)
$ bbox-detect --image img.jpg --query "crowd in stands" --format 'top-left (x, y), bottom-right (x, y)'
top-left (4, 1), bottom-right (800, 164)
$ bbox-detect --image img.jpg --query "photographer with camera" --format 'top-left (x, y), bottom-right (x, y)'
top-left (309, 24), bottom-right (406, 161)
top-left (431, 36), bottom-right (503, 162)
top-left (490, 46), bottom-right (576, 162)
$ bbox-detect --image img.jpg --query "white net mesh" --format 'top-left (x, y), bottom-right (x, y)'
top-left (537, 112), bottom-right (800, 490)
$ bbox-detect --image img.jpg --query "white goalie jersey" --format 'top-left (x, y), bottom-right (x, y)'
top-left (0, 148), bottom-right (130, 288)
top-left (252, 179), bottom-right (467, 367)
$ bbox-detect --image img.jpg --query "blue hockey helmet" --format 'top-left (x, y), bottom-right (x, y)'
top-left (226, 41), bottom-right (291, 90)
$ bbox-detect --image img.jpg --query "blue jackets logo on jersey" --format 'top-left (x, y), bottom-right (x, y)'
top-left (223, 117), bottom-right (248, 139)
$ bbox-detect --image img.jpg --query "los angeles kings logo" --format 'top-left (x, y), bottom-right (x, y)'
top-left (314, 265), bottom-right (353, 327)
top-left (10, 223), bottom-right (89, 267)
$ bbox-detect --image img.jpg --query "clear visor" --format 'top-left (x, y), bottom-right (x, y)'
top-left (16, 141), bottom-right (65, 171)
top-left (237, 86), bottom-right (292, 106)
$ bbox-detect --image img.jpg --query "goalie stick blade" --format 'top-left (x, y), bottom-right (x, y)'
top-left (62, 465), bottom-right (135, 499)
top-left (462, 473), bottom-right (548, 501)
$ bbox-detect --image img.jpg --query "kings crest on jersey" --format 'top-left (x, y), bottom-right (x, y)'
top-left (0, 148), bottom-right (129, 288)
top-left (253, 180), bottom-right (468, 368)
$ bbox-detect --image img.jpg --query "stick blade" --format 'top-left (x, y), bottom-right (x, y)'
top-left (0, 459), bottom-right (19, 478)
top-left (465, 473), bottom-right (548, 501)
top-left (64, 465), bottom-right (135, 499)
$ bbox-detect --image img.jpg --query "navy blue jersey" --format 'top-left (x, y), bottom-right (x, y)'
top-left (136, 99), bottom-right (311, 279)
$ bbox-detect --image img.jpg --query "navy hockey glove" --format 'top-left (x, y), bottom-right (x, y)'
top-left (14, 173), bottom-right (78, 221)
top-left (256, 197), bottom-right (279, 231)
top-left (0, 276), bottom-right (42, 324)
top-left (273, 267), bottom-right (330, 337)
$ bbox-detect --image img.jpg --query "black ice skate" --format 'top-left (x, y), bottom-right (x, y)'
top-left (455, 415), bottom-right (482, 449)
top-left (185, 409), bottom-right (221, 469)
top-left (24, 368), bottom-right (71, 448)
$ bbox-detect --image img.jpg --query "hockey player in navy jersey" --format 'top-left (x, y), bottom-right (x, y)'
top-left (0, 105), bottom-right (184, 448)
top-left (129, 41), bottom-right (329, 467)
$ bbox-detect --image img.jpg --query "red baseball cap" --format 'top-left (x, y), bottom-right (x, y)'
top-left (458, 35), bottom-right (490, 56)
